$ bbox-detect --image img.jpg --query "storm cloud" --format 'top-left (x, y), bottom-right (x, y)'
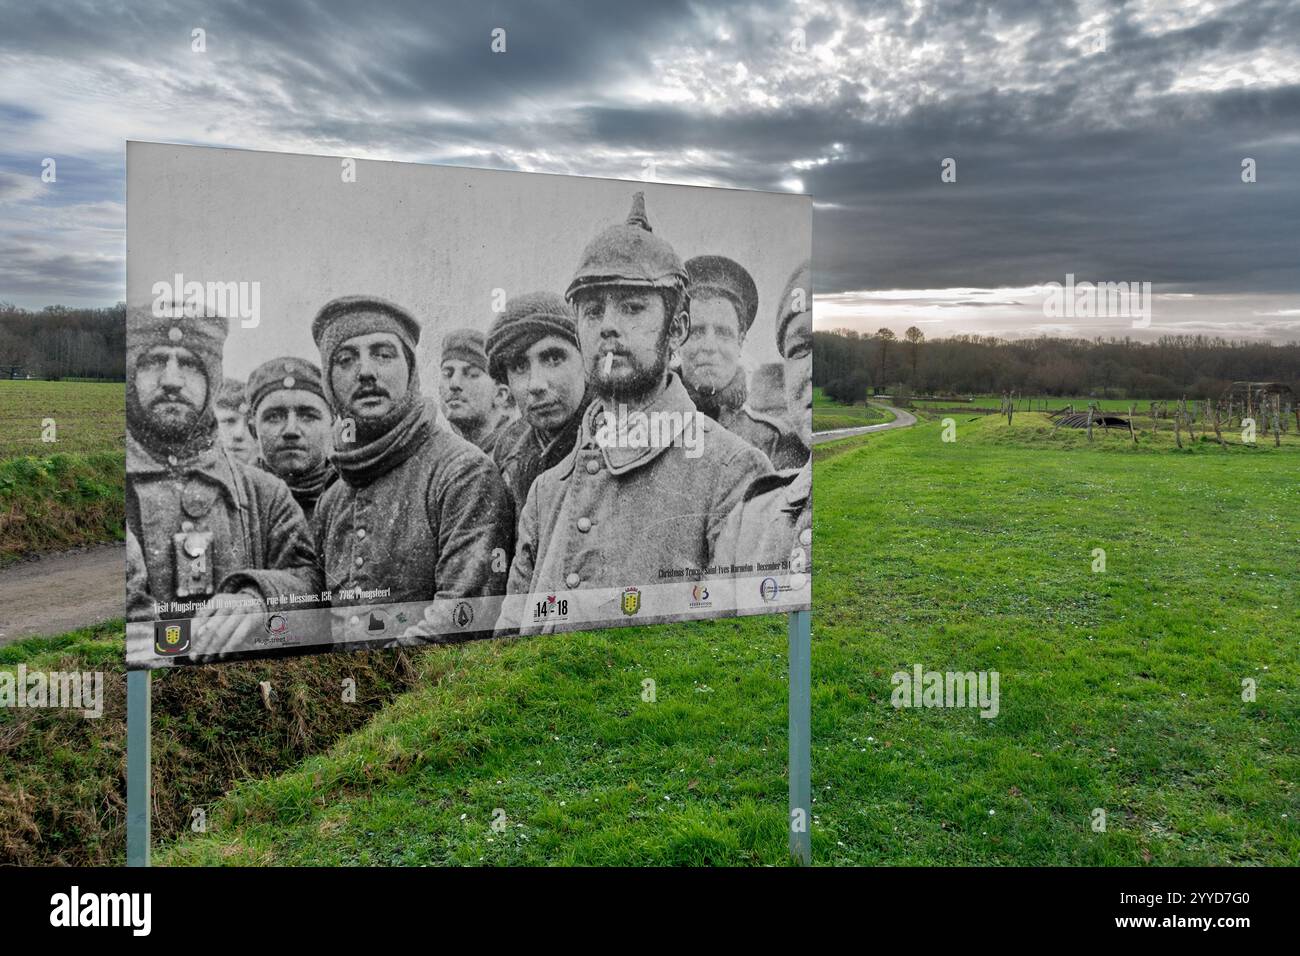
top-left (0, 0), bottom-right (1296, 338)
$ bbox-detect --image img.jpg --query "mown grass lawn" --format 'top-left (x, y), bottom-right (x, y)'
top-left (161, 415), bottom-right (1298, 866)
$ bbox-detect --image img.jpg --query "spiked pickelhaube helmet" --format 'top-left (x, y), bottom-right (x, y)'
top-left (565, 192), bottom-right (689, 308)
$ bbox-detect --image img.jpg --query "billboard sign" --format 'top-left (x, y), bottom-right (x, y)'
top-left (124, 142), bottom-right (811, 667)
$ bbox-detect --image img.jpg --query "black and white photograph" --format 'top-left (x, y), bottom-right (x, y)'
top-left (123, 142), bottom-right (812, 667)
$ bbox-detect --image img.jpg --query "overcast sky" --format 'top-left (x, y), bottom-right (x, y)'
top-left (1, 0), bottom-right (1297, 341)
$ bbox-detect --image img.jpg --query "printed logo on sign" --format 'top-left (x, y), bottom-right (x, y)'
top-left (533, 593), bottom-right (569, 623)
top-left (621, 587), bottom-right (642, 616)
top-left (689, 583), bottom-right (712, 609)
top-left (154, 620), bottom-right (190, 655)
top-left (759, 577), bottom-right (779, 602)
top-left (254, 612), bottom-right (300, 647)
top-left (452, 601), bottom-right (474, 629)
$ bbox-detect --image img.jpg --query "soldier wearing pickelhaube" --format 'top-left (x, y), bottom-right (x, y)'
top-left (125, 306), bottom-right (323, 656)
top-left (502, 192), bottom-right (772, 632)
top-left (682, 254), bottom-right (809, 470)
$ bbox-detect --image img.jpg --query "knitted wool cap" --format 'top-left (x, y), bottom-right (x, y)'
top-left (485, 291), bottom-right (577, 383)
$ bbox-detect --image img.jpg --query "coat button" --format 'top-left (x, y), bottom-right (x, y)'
top-left (355, 556), bottom-right (364, 567)
top-left (565, 572), bottom-right (580, 588)
top-left (356, 528), bottom-right (366, 539)
top-left (577, 517), bottom-right (591, 533)
top-left (799, 528), bottom-right (812, 547)
top-left (585, 459), bottom-right (600, 475)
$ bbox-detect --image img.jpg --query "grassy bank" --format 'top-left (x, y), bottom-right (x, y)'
top-left (0, 622), bottom-right (423, 865)
top-left (160, 414), bottom-right (1297, 865)
top-left (0, 452), bottom-right (125, 562)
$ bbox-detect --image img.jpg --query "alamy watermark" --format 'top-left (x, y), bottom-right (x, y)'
top-left (891, 664), bottom-right (999, 719)
top-left (1042, 274), bottom-right (1152, 329)
top-left (50, 886), bottom-right (150, 935)
top-left (1, 665), bottom-right (104, 718)
top-left (593, 405), bottom-right (706, 459)
top-left (151, 273), bottom-right (261, 328)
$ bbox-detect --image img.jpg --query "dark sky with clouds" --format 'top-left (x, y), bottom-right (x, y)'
top-left (1, 0), bottom-right (1296, 340)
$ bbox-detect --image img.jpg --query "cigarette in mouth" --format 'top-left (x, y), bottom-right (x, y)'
top-left (603, 352), bottom-right (614, 375)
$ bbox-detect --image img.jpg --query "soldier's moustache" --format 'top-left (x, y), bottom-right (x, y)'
top-left (151, 388), bottom-right (195, 411)
top-left (592, 347), bottom-right (669, 404)
top-left (137, 387), bottom-right (198, 433)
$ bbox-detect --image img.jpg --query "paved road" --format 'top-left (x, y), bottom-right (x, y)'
top-left (0, 543), bottom-right (124, 646)
top-left (812, 404), bottom-right (917, 445)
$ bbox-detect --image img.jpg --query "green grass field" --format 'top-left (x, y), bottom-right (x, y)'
top-left (153, 410), bottom-right (1298, 866)
top-left (813, 387), bottom-right (893, 432)
top-left (0, 381), bottom-right (124, 459)
top-left (0, 382), bottom-right (123, 559)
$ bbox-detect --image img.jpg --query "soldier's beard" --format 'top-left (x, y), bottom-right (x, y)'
top-left (593, 336), bottom-right (670, 406)
top-left (127, 381), bottom-right (215, 460)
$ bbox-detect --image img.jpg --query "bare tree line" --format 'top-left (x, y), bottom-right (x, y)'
top-left (0, 303), bottom-right (127, 380)
top-left (816, 327), bottom-right (1300, 402)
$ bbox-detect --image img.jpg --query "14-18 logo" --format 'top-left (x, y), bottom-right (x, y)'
top-left (533, 594), bottom-right (568, 622)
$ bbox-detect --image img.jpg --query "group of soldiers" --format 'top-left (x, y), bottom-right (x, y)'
top-left (126, 191), bottom-right (813, 654)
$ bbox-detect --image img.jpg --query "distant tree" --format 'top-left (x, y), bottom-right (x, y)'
top-left (876, 328), bottom-right (896, 384)
top-left (904, 326), bottom-right (925, 380)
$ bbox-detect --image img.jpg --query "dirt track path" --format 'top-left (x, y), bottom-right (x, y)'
top-left (0, 405), bottom-right (919, 645)
top-left (811, 403), bottom-right (918, 445)
top-left (0, 543), bottom-right (124, 646)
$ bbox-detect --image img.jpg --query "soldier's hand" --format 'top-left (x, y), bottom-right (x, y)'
top-left (196, 589), bottom-right (265, 655)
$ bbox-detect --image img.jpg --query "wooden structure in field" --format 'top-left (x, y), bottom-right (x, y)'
top-left (1220, 382), bottom-right (1295, 426)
